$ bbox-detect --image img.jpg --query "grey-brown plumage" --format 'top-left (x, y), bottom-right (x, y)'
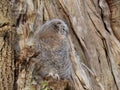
top-left (27, 19), bottom-right (72, 81)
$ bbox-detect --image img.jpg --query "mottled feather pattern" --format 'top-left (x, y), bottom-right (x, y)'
top-left (28, 19), bottom-right (72, 81)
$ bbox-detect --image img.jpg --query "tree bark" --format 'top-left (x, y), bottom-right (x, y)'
top-left (0, 0), bottom-right (120, 90)
top-left (0, 0), bottom-right (15, 90)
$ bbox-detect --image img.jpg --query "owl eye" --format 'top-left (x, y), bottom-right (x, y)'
top-left (54, 24), bottom-right (58, 28)
top-left (56, 22), bottom-right (61, 25)
top-left (62, 28), bottom-right (65, 31)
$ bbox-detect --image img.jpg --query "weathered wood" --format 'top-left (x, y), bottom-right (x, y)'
top-left (0, 29), bottom-right (15, 89)
top-left (14, 0), bottom-right (120, 90)
top-left (0, 0), bottom-right (120, 90)
top-left (0, 0), bottom-right (15, 90)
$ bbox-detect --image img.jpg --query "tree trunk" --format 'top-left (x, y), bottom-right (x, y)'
top-left (0, 0), bottom-right (120, 90)
top-left (0, 0), bottom-right (15, 90)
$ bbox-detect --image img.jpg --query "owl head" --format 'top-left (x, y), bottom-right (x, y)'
top-left (38, 19), bottom-right (69, 36)
top-left (50, 19), bottom-right (69, 36)
top-left (26, 19), bottom-right (69, 47)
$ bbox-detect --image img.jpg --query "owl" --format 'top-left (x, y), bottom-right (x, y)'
top-left (27, 19), bottom-right (72, 81)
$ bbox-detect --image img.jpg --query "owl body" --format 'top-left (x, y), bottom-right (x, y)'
top-left (29, 19), bottom-right (72, 80)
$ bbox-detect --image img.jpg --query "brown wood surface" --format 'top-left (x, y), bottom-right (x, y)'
top-left (0, 0), bottom-right (120, 90)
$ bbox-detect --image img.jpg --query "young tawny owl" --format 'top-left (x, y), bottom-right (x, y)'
top-left (27, 19), bottom-right (73, 81)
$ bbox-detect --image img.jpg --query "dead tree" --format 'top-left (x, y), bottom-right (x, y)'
top-left (0, 0), bottom-right (120, 90)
